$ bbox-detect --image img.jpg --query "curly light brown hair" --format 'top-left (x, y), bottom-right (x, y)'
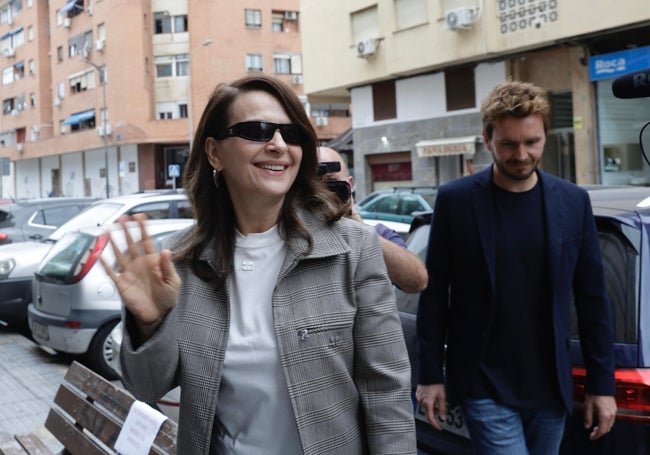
top-left (480, 81), bottom-right (551, 140)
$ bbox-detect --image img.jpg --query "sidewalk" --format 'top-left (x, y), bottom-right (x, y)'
top-left (0, 327), bottom-right (68, 447)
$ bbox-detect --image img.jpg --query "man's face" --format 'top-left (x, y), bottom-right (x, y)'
top-left (484, 115), bottom-right (545, 185)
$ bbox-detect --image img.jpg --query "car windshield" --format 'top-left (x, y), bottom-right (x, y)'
top-left (47, 202), bottom-right (123, 242)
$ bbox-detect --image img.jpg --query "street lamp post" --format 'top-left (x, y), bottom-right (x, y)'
top-left (187, 39), bottom-right (212, 151)
top-left (84, 59), bottom-right (109, 198)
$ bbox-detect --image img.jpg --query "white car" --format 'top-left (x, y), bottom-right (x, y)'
top-left (0, 190), bottom-right (190, 332)
top-left (28, 218), bottom-right (195, 380)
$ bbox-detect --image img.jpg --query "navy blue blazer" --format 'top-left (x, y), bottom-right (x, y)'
top-left (416, 166), bottom-right (615, 412)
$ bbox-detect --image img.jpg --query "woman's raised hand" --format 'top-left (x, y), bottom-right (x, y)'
top-left (100, 214), bottom-right (181, 336)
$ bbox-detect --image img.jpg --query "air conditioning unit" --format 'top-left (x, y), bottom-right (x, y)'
top-left (356, 38), bottom-right (378, 58)
top-left (63, 17), bottom-right (71, 28)
top-left (96, 124), bottom-right (113, 136)
top-left (284, 11), bottom-right (298, 21)
top-left (16, 143), bottom-right (23, 152)
top-left (445, 7), bottom-right (475, 30)
top-left (315, 116), bottom-right (328, 127)
top-left (291, 75), bottom-right (303, 85)
top-left (95, 39), bottom-right (105, 51)
top-left (53, 97), bottom-right (61, 106)
top-left (3, 47), bottom-right (16, 58)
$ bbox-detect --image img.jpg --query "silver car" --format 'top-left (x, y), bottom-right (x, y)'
top-left (28, 218), bottom-right (194, 379)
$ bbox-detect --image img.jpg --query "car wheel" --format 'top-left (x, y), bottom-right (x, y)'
top-left (85, 319), bottom-right (120, 380)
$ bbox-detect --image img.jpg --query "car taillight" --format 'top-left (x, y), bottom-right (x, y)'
top-left (573, 367), bottom-right (650, 421)
top-left (71, 233), bottom-right (110, 284)
top-left (0, 232), bottom-right (7, 241)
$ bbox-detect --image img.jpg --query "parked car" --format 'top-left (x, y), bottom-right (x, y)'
top-left (28, 218), bottom-right (195, 380)
top-left (356, 187), bottom-right (437, 236)
top-left (398, 186), bottom-right (650, 454)
top-left (0, 190), bottom-right (191, 332)
top-left (108, 321), bottom-right (181, 422)
top-left (0, 197), bottom-right (98, 245)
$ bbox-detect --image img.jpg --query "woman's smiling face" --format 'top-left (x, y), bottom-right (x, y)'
top-left (205, 90), bottom-right (303, 212)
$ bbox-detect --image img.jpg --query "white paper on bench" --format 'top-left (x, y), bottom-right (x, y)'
top-left (114, 400), bottom-right (168, 455)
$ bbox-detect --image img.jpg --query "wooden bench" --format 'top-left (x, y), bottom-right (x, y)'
top-left (0, 361), bottom-right (177, 455)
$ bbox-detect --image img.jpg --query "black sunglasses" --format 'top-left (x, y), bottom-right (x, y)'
top-left (215, 121), bottom-right (304, 144)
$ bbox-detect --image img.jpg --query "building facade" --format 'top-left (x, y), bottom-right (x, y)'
top-left (300, 0), bottom-right (650, 198)
top-left (0, 0), bottom-right (349, 200)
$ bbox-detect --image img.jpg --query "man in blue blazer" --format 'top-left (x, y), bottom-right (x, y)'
top-left (415, 81), bottom-right (616, 454)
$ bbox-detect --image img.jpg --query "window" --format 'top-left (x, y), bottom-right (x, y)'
top-left (2, 67), bottom-right (12, 85)
top-left (312, 103), bottom-right (351, 118)
top-left (68, 69), bottom-right (96, 94)
top-left (445, 66), bottom-right (475, 111)
top-left (67, 110), bottom-right (96, 132)
top-left (29, 92), bottom-right (34, 107)
top-left (271, 13), bottom-right (283, 32)
top-left (179, 103), bottom-right (188, 118)
top-left (14, 61), bottom-right (24, 79)
top-left (27, 25), bottom-right (33, 41)
top-left (155, 56), bottom-right (173, 77)
top-left (159, 112), bottom-right (172, 119)
top-left (570, 219), bottom-right (640, 346)
top-left (0, 0), bottom-right (22, 24)
top-left (155, 55), bottom-right (188, 78)
top-left (127, 202), bottom-right (172, 220)
top-left (15, 93), bottom-right (25, 111)
top-left (373, 80), bottom-right (396, 121)
top-left (35, 206), bottom-right (82, 228)
top-left (97, 23), bottom-right (106, 41)
top-left (57, 81), bottom-right (65, 99)
top-left (245, 9), bottom-right (261, 28)
top-left (394, 0), bottom-right (428, 30)
top-left (274, 55), bottom-right (291, 74)
top-left (352, 5), bottom-right (379, 43)
top-left (176, 53), bottom-right (189, 76)
top-left (57, 46), bottom-right (63, 62)
top-left (246, 53), bottom-right (263, 72)
top-left (28, 59), bottom-right (35, 75)
top-left (273, 54), bottom-right (302, 75)
top-left (2, 98), bottom-right (15, 115)
top-left (174, 15), bottom-right (187, 32)
top-left (67, 30), bottom-right (92, 59)
top-left (154, 12), bottom-right (171, 33)
top-left (65, 0), bottom-right (84, 19)
top-left (154, 12), bottom-right (187, 34)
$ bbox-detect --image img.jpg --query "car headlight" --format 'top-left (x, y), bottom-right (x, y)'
top-left (0, 258), bottom-right (15, 278)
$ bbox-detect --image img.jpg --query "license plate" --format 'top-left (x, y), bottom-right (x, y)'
top-left (416, 403), bottom-right (470, 439)
top-left (32, 321), bottom-right (49, 341)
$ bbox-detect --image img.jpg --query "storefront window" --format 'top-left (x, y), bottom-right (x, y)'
top-left (597, 81), bottom-right (650, 186)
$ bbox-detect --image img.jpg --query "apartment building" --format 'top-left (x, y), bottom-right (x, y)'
top-left (300, 0), bottom-right (650, 198)
top-left (0, 0), bottom-right (344, 200)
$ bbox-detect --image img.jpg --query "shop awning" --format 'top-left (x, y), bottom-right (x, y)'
top-left (62, 109), bottom-right (95, 126)
top-left (59, 0), bottom-right (77, 14)
top-left (325, 127), bottom-right (353, 151)
top-left (415, 135), bottom-right (481, 157)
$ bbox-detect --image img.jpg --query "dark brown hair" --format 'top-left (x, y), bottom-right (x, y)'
top-left (176, 74), bottom-right (342, 288)
top-left (480, 81), bottom-right (551, 140)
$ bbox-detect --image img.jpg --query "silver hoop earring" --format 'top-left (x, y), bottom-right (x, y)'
top-left (212, 169), bottom-right (220, 189)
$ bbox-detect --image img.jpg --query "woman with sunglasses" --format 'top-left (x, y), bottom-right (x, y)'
top-left (103, 74), bottom-right (417, 454)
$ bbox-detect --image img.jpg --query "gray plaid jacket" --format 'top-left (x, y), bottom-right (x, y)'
top-left (121, 211), bottom-right (417, 454)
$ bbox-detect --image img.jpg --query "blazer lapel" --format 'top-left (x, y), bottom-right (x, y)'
top-left (539, 172), bottom-right (563, 296)
top-left (473, 167), bottom-right (496, 293)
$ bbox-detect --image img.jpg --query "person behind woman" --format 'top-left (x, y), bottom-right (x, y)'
top-left (102, 74), bottom-right (417, 454)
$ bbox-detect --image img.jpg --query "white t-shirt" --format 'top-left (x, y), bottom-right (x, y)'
top-left (215, 225), bottom-right (302, 454)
